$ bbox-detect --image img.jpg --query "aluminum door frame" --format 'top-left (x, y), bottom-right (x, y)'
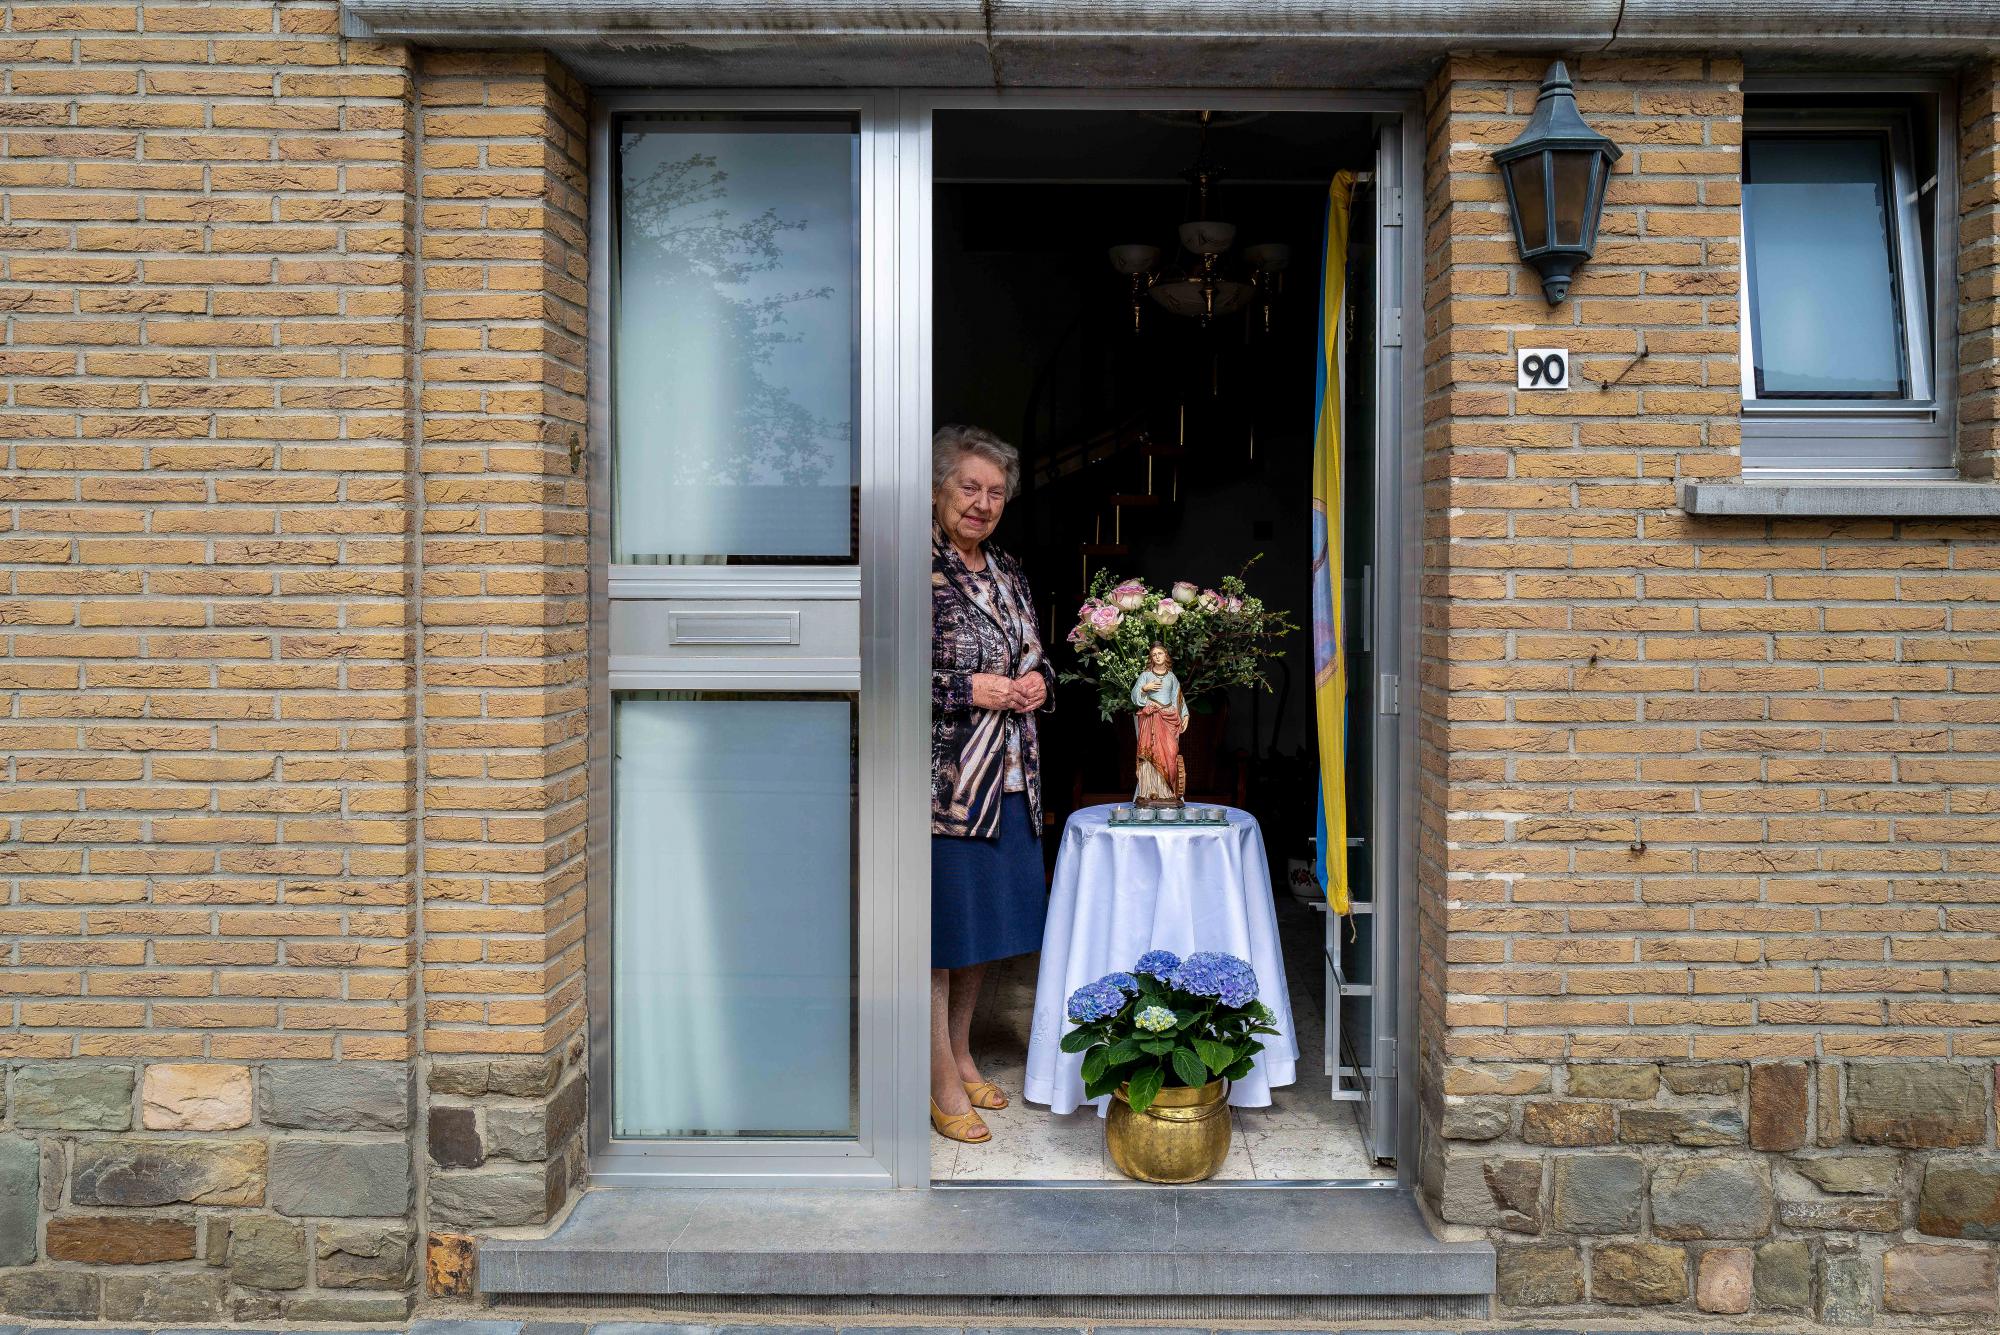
top-left (1374, 108), bottom-right (1422, 1171)
top-left (584, 90), bottom-right (915, 1187)
top-left (583, 88), bottom-right (1423, 1190)
top-left (903, 89), bottom-right (1423, 1188)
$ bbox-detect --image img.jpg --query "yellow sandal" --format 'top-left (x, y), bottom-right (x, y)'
top-left (963, 1079), bottom-right (1008, 1111)
top-left (930, 1098), bottom-right (991, 1144)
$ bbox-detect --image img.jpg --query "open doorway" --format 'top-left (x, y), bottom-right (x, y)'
top-left (930, 107), bottom-right (1394, 1186)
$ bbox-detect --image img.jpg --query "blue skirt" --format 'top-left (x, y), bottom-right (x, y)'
top-left (932, 793), bottom-right (1047, 970)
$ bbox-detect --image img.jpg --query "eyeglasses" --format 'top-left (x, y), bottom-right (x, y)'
top-left (957, 482), bottom-right (1007, 506)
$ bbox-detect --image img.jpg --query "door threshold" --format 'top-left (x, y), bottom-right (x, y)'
top-left (478, 1182), bottom-right (1493, 1301)
top-left (932, 1175), bottom-right (1399, 1189)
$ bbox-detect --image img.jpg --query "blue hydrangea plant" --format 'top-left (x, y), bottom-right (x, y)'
top-left (1061, 948), bottom-right (1281, 1114)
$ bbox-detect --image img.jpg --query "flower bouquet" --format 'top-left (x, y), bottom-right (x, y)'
top-left (1062, 949), bottom-right (1282, 1182)
top-left (1061, 949), bottom-right (1280, 1113)
top-left (1060, 564), bottom-right (1296, 722)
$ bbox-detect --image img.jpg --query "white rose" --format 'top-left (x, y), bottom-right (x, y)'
top-left (1153, 599), bottom-right (1182, 625)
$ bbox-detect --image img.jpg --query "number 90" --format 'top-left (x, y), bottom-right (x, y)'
top-left (1521, 352), bottom-right (1566, 387)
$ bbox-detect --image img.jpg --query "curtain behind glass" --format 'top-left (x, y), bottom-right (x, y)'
top-left (1744, 134), bottom-right (1908, 399)
top-left (612, 695), bottom-right (855, 1138)
top-left (615, 118), bottom-right (860, 562)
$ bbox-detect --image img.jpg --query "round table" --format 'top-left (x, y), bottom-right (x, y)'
top-left (1022, 804), bottom-right (1298, 1116)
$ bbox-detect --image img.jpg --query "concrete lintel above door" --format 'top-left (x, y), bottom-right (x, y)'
top-left (340, 0), bottom-right (2000, 86)
top-left (478, 1184), bottom-right (1494, 1301)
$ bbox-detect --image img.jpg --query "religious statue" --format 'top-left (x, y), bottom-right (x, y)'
top-left (1131, 642), bottom-right (1188, 807)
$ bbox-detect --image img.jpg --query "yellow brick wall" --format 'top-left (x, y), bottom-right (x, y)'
top-left (0, 0), bottom-right (417, 1070)
top-left (1422, 53), bottom-right (2000, 1324)
top-left (413, 50), bottom-right (588, 1064)
top-left (0, 12), bottom-right (588, 1319)
top-left (412, 49), bottom-right (591, 1265)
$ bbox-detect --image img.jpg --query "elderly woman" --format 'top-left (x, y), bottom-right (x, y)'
top-left (929, 423), bottom-right (1053, 1145)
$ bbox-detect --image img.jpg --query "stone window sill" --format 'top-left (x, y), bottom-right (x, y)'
top-left (1678, 479), bottom-right (2000, 519)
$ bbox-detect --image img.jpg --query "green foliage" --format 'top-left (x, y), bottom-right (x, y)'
top-left (1169, 1046), bottom-right (1210, 1089)
top-left (1126, 1063), bottom-right (1165, 1112)
top-left (1062, 964), bottom-right (1283, 1116)
top-left (1058, 561), bottom-right (1298, 722)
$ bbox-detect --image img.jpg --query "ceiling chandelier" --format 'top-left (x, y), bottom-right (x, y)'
top-left (1108, 110), bottom-right (1291, 333)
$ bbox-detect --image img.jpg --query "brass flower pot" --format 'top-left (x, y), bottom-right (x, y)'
top-left (1105, 1079), bottom-right (1231, 1183)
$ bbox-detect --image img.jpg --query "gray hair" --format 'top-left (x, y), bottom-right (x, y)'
top-left (932, 424), bottom-right (1021, 501)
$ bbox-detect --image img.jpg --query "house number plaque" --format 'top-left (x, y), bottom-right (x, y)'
top-left (1517, 347), bottom-right (1569, 390)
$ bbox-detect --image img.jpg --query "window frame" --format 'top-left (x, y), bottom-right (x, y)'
top-left (609, 110), bottom-right (865, 568)
top-left (1741, 115), bottom-right (1928, 405)
top-left (586, 88), bottom-right (906, 1189)
top-left (1737, 78), bottom-right (1959, 480)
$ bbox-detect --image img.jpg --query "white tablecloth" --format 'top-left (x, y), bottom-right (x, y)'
top-left (1023, 804), bottom-right (1298, 1116)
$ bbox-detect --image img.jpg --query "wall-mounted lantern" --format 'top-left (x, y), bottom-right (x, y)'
top-left (1492, 61), bottom-right (1622, 305)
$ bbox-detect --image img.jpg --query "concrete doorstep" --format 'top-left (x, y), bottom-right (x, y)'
top-left (476, 1188), bottom-right (1492, 1299)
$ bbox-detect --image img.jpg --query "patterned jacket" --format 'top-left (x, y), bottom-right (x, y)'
top-left (931, 525), bottom-right (1055, 839)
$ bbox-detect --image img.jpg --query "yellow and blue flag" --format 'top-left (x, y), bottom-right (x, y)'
top-left (1312, 171), bottom-right (1356, 915)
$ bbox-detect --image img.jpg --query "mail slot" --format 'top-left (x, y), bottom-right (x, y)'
top-left (665, 609), bottom-right (803, 647)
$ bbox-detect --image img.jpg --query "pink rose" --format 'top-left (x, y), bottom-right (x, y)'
top-left (1223, 595), bottom-right (1244, 613)
top-left (1152, 598), bottom-right (1182, 625)
top-left (1197, 588), bottom-right (1222, 611)
top-left (1111, 581), bottom-right (1148, 613)
top-left (1171, 581), bottom-right (1198, 605)
top-left (1087, 604), bottom-right (1125, 637)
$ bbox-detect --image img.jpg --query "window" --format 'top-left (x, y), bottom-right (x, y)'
top-left (1739, 88), bottom-right (1955, 477)
top-left (612, 692), bottom-right (857, 1140)
top-left (591, 94), bottom-right (899, 1186)
top-left (614, 113), bottom-right (861, 563)
top-left (1744, 133), bottom-right (1920, 400)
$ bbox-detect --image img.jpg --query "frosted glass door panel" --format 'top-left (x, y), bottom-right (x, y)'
top-left (615, 117), bottom-right (860, 563)
top-left (612, 694), bottom-right (856, 1138)
top-left (1744, 135), bottom-right (1908, 399)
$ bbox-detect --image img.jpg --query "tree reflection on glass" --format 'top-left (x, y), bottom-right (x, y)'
top-left (619, 144), bottom-right (850, 489)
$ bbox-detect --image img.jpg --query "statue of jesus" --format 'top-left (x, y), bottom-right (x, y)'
top-left (1130, 642), bottom-right (1188, 806)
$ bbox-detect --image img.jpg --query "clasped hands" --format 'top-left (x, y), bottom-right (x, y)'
top-left (970, 671), bottom-right (1047, 712)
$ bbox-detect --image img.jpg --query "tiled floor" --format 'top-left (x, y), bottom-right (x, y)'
top-left (930, 899), bottom-right (1386, 1184)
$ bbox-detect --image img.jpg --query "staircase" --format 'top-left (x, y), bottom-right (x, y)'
top-left (1031, 413), bottom-right (1187, 624)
